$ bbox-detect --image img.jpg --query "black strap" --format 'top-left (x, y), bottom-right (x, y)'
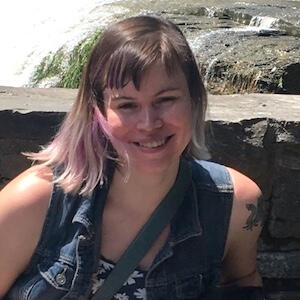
top-left (91, 159), bottom-right (192, 300)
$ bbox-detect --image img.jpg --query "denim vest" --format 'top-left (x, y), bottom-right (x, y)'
top-left (5, 159), bottom-right (233, 300)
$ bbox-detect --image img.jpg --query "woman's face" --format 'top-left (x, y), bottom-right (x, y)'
top-left (103, 63), bottom-right (193, 174)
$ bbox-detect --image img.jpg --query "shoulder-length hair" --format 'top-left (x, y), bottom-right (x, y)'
top-left (26, 15), bottom-right (209, 196)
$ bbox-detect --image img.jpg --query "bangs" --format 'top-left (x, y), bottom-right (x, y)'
top-left (105, 35), bottom-right (181, 90)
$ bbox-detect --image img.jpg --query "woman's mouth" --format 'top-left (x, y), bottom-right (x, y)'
top-left (132, 136), bottom-right (173, 149)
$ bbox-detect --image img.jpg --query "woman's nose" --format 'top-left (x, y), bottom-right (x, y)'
top-left (136, 107), bottom-right (163, 131)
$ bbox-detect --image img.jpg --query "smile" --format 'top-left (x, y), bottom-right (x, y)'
top-left (133, 136), bottom-right (173, 149)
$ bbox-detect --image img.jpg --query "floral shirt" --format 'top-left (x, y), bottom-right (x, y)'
top-left (91, 256), bottom-right (147, 300)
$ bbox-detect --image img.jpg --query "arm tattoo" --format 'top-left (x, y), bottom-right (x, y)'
top-left (243, 194), bottom-right (264, 231)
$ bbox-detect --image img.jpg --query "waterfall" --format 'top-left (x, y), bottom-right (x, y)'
top-left (0, 1), bottom-right (297, 89)
top-left (249, 16), bottom-right (279, 29)
top-left (0, 0), bottom-right (127, 87)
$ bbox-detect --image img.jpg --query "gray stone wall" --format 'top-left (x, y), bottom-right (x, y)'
top-left (0, 87), bottom-right (300, 299)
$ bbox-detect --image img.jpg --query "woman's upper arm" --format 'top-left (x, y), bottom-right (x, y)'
top-left (220, 167), bottom-right (264, 287)
top-left (0, 165), bottom-right (53, 297)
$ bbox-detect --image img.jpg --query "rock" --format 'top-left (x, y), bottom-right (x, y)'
top-left (194, 35), bottom-right (300, 94)
top-left (25, 0), bottom-right (300, 94)
top-left (257, 251), bottom-right (300, 278)
top-left (0, 138), bottom-right (40, 155)
top-left (122, 0), bottom-right (300, 94)
top-left (267, 291), bottom-right (300, 300)
top-left (0, 110), bottom-right (64, 140)
top-left (0, 153), bottom-right (31, 179)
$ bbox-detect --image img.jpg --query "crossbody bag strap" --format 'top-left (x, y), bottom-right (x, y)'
top-left (91, 159), bottom-right (192, 300)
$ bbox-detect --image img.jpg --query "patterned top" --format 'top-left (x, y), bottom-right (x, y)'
top-left (91, 256), bottom-right (147, 300)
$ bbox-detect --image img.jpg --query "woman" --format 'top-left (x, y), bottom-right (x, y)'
top-left (0, 16), bottom-right (265, 299)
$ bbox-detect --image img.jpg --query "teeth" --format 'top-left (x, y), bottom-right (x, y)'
top-left (138, 139), bottom-right (166, 148)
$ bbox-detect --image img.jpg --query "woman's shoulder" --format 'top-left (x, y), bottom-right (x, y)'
top-left (226, 166), bottom-right (263, 237)
top-left (226, 166), bottom-right (262, 215)
top-left (0, 165), bottom-right (54, 296)
top-left (222, 166), bottom-right (263, 261)
top-left (0, 164), bottom-right (54, 246)
top-left (0, 164), bottom-right (54, 207)
top-left (220, 167), bottom-right (263, 286)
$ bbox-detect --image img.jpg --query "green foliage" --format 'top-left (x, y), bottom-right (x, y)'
top-left (59, 31), bottom-right (102, 88)
top-left (30, 50), bottom-right (65, 85)
top-left (30, 30), bottom-right (102, 88)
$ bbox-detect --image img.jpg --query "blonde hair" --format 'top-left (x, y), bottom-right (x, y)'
top-left (26, 15), bottom-right (209, 196)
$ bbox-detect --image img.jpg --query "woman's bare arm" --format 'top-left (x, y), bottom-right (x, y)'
top-left (0, 165), bottom-right (53, 297)
top-left (220, 167), bottom-right (264, 288)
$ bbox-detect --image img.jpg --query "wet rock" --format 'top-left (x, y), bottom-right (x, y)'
top-left (27, 0), bottom-right (300, 94)
top-left (157, 2), bottom-right (300, 94)
top-left (119, 0), bottom-right (300, 94)
top-left (134, 0), bottom-right (300, 94)
top-left (193, 35), bottom-right (300, 94)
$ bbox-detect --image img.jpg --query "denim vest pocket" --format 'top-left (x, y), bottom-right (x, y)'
top-left (6, 274), bottom-right (41, 300)
top-left (175, 273), bottom-right (205, 299)
top-left (38, 260), bottom-right (76, 291)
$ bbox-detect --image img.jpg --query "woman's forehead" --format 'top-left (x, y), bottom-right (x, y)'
top-left (103, 67), bottom-right (189, 103)
top-left (106, 63), bottom-right (186, 91)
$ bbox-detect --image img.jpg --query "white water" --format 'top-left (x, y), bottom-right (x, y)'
top-left (189, 15), bottom-right (283, 88)
top-left (190, 15), bottom-right (282, 53)
top-left (249, 16), bottom-right (279, 29)
top-left (0, 0), bottom-right (128, 87)
top-left (0, 0), bottom-right (285, 88)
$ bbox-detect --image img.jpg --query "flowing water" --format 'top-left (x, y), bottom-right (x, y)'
top-left (0, 0), bottom-right (129, 86)
top-left (0, 0), bottom-right (299, 89)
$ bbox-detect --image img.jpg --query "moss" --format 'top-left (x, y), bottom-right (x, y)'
top-left (30, 49), bottom-right (65, 85)
top-left (59, 31), bottom-right (102, 88)
top-left (30, 30), bottom-right (102, 88)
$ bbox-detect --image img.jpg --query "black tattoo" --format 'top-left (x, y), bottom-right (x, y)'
top-left (243, 195), bottom-right (264, 231)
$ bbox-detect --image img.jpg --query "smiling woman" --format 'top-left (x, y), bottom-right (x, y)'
top-left (104, 63), bottom-right (193, 174)
top-left (0, 16), bottom-right (266, 300)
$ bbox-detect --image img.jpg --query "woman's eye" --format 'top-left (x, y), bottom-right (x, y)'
top-left (118, 103), bottom-right (137, 110)
top-left (158, 97), bottom-right (177, 104)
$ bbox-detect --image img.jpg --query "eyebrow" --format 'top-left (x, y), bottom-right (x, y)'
top-left (111, 87), bottom-right (181, 101)
top-left (111, 95), bottom-right (135, 101)
top-left (154, 87), bottom-right (180, 96)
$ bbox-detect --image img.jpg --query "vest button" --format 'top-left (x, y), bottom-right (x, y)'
top-left (79, 234), bottom-right (87, 241)
top-left (55, 268), bottom-right (67, 285)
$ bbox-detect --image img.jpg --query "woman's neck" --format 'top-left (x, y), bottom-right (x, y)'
top-left (107, 159), bottom-right (180, 214)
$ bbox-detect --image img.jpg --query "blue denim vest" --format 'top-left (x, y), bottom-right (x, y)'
top-left (5, 159), bottom-right (233, 300)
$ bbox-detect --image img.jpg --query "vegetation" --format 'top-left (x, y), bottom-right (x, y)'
top-left (59, 31), bottom-right (102, 88)
top-left (30, 49), bottom-right (65, 85)
top-left (30, 30), bottom-right (102, 88)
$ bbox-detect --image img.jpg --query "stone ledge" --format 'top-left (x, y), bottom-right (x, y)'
top-left (0, 86), bottom-right (77, 113)
top-left (1, 86), bottom-right (299, 121)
